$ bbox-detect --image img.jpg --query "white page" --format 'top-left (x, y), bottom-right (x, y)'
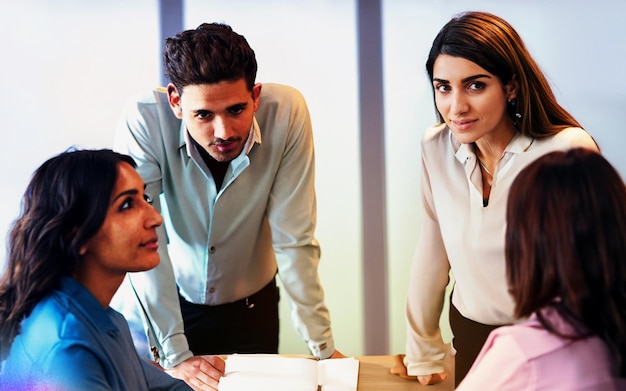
top-left (319, 357), bottom-right (359, 391)
top-left (218, 355), bottom-right (319, 391)
top-left (218, 355), bottom-right (359, 391)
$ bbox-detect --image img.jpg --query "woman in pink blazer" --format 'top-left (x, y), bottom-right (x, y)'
top-left (458, 148), bottom-right (626, 390)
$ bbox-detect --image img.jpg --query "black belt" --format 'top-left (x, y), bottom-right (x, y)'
top-left (179, 277), bottom-right (277, 312)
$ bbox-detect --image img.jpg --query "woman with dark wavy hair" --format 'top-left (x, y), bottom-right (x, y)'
top-left (458, 148), bottom-right (626, 390)
top-left (0, 149), bottom-right (203, 390)
top-left (396, 11), bottom-right (599, 386)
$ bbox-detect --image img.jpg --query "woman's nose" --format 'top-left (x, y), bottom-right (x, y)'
top-left (450, 91), bottom-right (469, 115)
top-left (146, 205), bottom-right (163, 228)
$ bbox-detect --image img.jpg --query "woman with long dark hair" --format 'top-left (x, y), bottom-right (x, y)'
top-left (397, 11), bottom-right (599, 386)
top-left (0, 149), bottom-right (212, 390)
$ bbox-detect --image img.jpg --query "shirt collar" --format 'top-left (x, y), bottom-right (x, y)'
top-left (244, 116), bottom-right (262, 154)
top-left (227, 117), bottom-right (261, 172)
top-left (59, 276), bottom-right (119, 336)
top-left (453, 128), bottom-right (534, 164)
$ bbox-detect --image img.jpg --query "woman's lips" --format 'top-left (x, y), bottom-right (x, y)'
top-left (141, 238), bottom-right (159, 251)
top-left (452, 119), bottom-right (476, 131)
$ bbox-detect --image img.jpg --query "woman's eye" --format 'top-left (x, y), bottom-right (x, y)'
top-left (468, 81), bottom-right (486, 91)
top-left (435, 84), bottom-right (450, 93)
top-left (120, 198), bottom-right (133, 211)
top-left (144, 194), bottom-right (154, 204)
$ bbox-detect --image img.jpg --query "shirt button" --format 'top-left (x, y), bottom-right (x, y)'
top-left (209, 246), bottom-right (216, 254)
top-left (209, 287), bottom-right (216, 293)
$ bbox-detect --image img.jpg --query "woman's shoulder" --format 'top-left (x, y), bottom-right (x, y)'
top-left (18, 293), bottom-right (70, 335)
top-left (492, 309), bottom-right (604, 361)
top-left (3, 296), bottom-right (79, 372)
top-left (542, 127), bottom-right (598, 151)
top-left (16, 284), bottom-right (107, 347)
top-left (422, 123), bottom-right (448, 139)
top-left (421, 123), bottom-right (452, 148)
top-left (487, 318), bottom-right (552, 357)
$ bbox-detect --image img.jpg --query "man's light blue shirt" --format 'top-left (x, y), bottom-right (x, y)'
top-left (114, 84), bottom-right (334, 367)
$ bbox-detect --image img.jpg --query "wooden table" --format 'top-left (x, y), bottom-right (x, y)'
top-left (356, 355), bottom-right (453, 391)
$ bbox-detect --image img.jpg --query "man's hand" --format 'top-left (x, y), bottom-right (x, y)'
top-left (166, 355), bottom-right (225, 391)
top-left (389, 354), bottom-right (448, 385)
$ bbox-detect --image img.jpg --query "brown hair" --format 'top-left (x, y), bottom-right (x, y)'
top-left (506, 148), bottom-right (626, 375)
top-left (426, 11), bottom-right (581, 138)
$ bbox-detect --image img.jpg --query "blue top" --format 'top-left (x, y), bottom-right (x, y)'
top-left (0, 277), bottom-right (191, 390)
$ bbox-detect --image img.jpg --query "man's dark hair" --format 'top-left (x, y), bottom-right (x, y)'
top-left (164, 23), bottom-right (257, 93)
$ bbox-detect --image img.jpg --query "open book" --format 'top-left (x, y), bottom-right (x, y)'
top-left (218, 354), bottom-right (359, 391)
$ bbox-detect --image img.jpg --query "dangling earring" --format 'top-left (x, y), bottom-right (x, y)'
top-left (509, 98), bottom-right (522, 127)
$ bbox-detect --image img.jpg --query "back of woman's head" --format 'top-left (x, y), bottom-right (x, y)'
top-left (426, 11), bottom-right (581, 137)
top-left (0, 148), bottom-right (135, 360)
top-left (506, 147), bottom-right (626, 375)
